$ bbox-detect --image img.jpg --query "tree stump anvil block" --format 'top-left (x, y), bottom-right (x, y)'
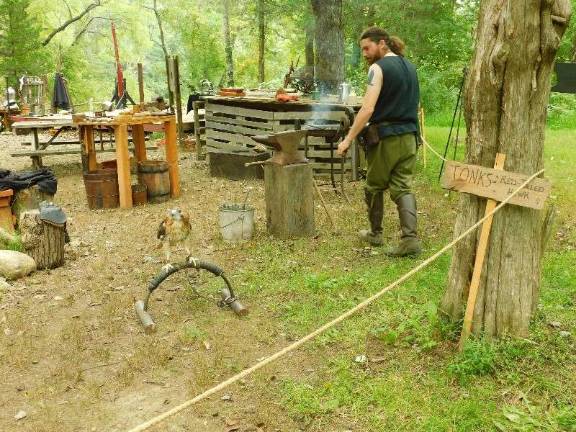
top-left (264, 162), bottom-right (315, 239)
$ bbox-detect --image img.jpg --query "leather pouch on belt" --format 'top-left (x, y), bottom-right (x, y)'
top-left (358, 124), bottom-right (380, 149)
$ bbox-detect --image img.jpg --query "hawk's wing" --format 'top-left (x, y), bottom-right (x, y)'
top-left (181, 213), bottom-right (192, 237)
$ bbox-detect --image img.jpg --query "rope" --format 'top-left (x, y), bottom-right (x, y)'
top-left (126, 169), bottom-right (545, 432)
top-left (422, 138), bottom-right (449, 163)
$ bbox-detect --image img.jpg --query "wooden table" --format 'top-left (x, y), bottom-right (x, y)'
top-left (11, 117), bottom-right (76, 168)
top-left (75, 114), bottom-right (180, 209)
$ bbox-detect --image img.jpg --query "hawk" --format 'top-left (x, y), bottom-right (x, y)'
top-left (157, 208), bottom-right (192, 263)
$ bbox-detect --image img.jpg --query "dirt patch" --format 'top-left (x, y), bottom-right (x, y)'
top-left (0, 133), bottom-right (350, 432)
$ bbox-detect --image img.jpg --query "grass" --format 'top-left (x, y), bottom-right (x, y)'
top-left (227, 125), bottom-right (576, 431)
top-left (1, 123), bottom-right (572, 431)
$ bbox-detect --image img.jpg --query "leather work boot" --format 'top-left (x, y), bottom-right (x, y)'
top-left (386, 193), bottom-right (422, 257)
top-left (358, 189), bottom-right (384, 246)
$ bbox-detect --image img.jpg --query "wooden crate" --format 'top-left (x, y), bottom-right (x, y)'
top-left (205, 98), bottom-right (356, 179)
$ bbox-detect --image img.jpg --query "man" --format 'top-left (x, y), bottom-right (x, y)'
top-left (337, 27), bottom-right (421, 257)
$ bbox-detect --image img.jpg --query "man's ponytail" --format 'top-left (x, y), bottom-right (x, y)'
top-left (360, 27), bottom-right (407, 57)
top-left (387, 36), bottom-right (405, 57)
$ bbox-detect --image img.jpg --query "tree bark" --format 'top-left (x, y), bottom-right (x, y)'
top-left (257, 0), bottom-right (265, 84)
top-left (305, 20), bottom-right (315, 68)
top-left (441, 0), bottom-right (572, 338)
top-left (264, 164), bottom-right (315, 239)
top-left (223, 0), bottom-right (234, 87)
top-left (310, 0), bottom-right (344, 93)
top-left (20, 210), bottom-right (65, 270)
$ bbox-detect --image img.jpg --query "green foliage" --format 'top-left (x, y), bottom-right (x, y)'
top-left (1, 231), bottom-right (23, 251)
top-left (0, 0), bottom-right (49, 88)
top-left (371, 301), bottom-right (458, 351)
top-left (448, 339), bottom-right (497, 383)
top-left (179, 324), bottom-right (207, 343)
top-left (495, 399), bottom-right (576, 432)
top-left (547, 93), bottom-right (576, 129)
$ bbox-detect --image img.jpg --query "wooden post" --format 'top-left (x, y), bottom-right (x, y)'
top-left (264, 163), bottom-right (315, 238)
top-left (165, 55), bottom-right (174, 111)
top-left (137, 63), bottom-right (145, 105)
top-left (31, 128), bottom-right (42, 169)
top-left (458, 153), bottom-right (506, 350)
top-left (114, 124), bottom-right (133, 208)
top-left (20, 210), bottom-right (65, 269)
top-left (193, 101), bottom-right (204, 160)
top-left (171, 56), bottom-right (184, 147)
top-left (132, 124), bottom-right (147, 162)
top-left (419, 106), bottom-right (427, 168)
top-left (84, 125), bottom-right (98, 172)
top-left (164, 118), bottom-right (180, 198)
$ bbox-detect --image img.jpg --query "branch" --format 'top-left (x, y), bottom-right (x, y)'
top-left (71, 16), bottom-right (112, 46)
top-left (43, 0), bottom-right (103, 46)
top-left (61, 0), bottom-right (73, 19)
top-left (151, 0), bottom-right (169, 58)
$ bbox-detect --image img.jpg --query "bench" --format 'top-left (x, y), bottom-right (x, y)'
top-left (11, 146), bottom-right (159, 168)
top-left (21, 136), bottom-right (149, 146)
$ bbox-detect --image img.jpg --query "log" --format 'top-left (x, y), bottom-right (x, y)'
top-left (264, 163), bottom-right (315, 238)
top-left (19, 210), bottom-right (65, 270)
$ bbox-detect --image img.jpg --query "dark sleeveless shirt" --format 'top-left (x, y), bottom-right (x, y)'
top-left (370, 56), bottom-right (420, 138)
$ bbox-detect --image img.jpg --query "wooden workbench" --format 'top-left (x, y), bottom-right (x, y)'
top-left (203, 96), bottom-right (361, 180)
top-left (75, 114), bottom-right (180, 209)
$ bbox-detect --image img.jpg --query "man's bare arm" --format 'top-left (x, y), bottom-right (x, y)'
top-left (337, 64), bottom-right (383, 155)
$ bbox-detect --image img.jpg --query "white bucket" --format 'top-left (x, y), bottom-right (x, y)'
top-left (219, 204), bottom-right (255, 241)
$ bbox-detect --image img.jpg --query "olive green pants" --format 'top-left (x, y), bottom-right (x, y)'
top-left (365, 133), bottom-right (417, 202)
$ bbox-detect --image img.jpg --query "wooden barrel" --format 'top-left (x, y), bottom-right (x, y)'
top-left (138, 161), bottom-right (170, 203)
top-left (83, 169), bottom-right (119, 209)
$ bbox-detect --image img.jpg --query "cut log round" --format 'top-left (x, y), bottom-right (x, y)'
top-left (19, 210), bottom-right (65, 270)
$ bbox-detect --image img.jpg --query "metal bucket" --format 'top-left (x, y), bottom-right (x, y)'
top-left (219, 204), bottom-right (255, 241)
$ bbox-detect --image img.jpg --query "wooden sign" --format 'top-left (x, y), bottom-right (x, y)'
top-left (441, 161), bottom-right (551, 210)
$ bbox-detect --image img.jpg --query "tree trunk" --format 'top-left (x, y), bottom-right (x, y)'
top-left (264, 163), bottom-right (315, 239)
top-left (257, 0), bottom-right (265, 84)
top-left (310, 0), bottom-right (344, 93)
top-left (441, 0), bottom-right (572, 338)
top-left (20, 210), bottom-right (65, 270)
top-left (305, 20), bottom-right (315, 68)
top-left (223, 0), bottom-right (234, 87)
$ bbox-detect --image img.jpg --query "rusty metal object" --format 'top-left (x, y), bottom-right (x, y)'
top-left (251, 130), bottom-right (307, 165)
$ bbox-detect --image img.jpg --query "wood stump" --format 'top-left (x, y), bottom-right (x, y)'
top-left (19, 210), bottom-right (65, 270)
top-left (264, 163), bottom-right (315, 238)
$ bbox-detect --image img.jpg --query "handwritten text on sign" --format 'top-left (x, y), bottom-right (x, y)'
top-left (441, 161), bottom-right (551, 210)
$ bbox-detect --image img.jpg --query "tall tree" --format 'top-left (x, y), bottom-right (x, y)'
top-left (257, 0), bottom-right (265, 83)
top-left (0, 0), bottom-right (47, 88)
top-left (304, 17), bottom-right (314, 68)
top-left (441, 0), bottom-right (572, 337)
top-left (310, 0), bottom-right (344, 92)
top-left (222, 0), bottom-right (234, 86)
